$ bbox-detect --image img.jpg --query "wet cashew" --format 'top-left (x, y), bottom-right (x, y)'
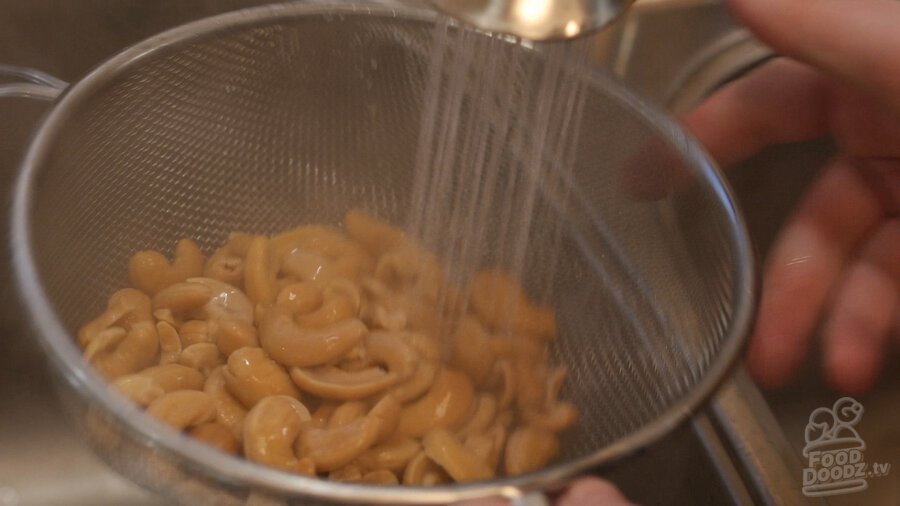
top-left (243, 395), bottom-right (311, 473)
top-left (343, 209), bottom-right (405, 257)
top-left (179, 320), bottom-right (211, 346)
top-left (153, 308), bottom-right (177, 327)
top-left (83, 327), bottom-right (126, 363)
top-left (402, 451), bottom-right (448, 486)
top-left (360, 469), bottom-right (399, 485)
top-left (457, 394), bottom-right (498, 438)
top-left (275, 226), bottom-right (372, 282)
top-left (356, 436), bottom-right (421, 472)
top-left (423, 428), bottom-right (494, 482)
top-left (146, 390), bottom-right (216, 430)
top-left (204, 249), bottom-right (244, 287)
top-left (328, 464), bottom-right (363, 483)
top-left (78, 288), bottom-right (152, 347)
top-left (258, 305), bottom-right (366, 368)
top-left (374, 245), bottom-right (443, 300)
top-left (327, 401), bottom-right (367, 428)
top-left (464, 422), bottom-right (507, 471)
top-left (296, 395), bottom-right (400, 472)
top-left (522, 402), bottom-right (578, 432)
top-left (397, 368), bottom-right (474, 438)
top-left (469, 270), bottom-right (557, 340)
top-left (113, 374), bottom-right (164, 407)
top-left (179, 343), bottom-right (223, 376)
top-left (89, 321), bottom-right (159, 380)
top-left (210, 319), bottom-right (258, 356)
top-left (222, 347), bottom-right (300, 409)
top-left (204, 367), bottom-right (247, 440)
top-left (504, 426), bottom-right (559, 476)
top-left (296, 280), bottom-right (360, 329)
top-left (289, 332), bottom-right (416, 400)
top-left (157, 321), bottom-right (182, 365)
top-left (138, 363), bottom-right (205, 392)
top-left (275, 282), bottom-right (322, 314)
top-left (187, 277), bottom-right (254, 324)
top-left (244, 236), bottom-right (277, 305)
top-left (190, 422), bottom-right (239, 455)
top-left (451, 317), bottom-right (496, 385)
top-left (128, 239), bottom-right (205, 296)
top-left (310, 403), bottom-right (337, 428)
top-left (386, 361), bottom-right (438, 403)
top-left (152, 281), bottom-right (212, 316)
top-left (486, 360), bottom-right (516, 409)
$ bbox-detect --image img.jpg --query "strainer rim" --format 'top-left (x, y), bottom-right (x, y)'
top-left (10, 0), bottom-right (756, 502)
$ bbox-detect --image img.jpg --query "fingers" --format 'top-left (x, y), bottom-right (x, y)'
top-left (746, 157), bottom-right (884, 388)
top-left (681, 59), bottom-right (829, 167)
top-left (726, 0), bottom-right (900, 115)
top-left (454, 478), bottom-right (632, 506)
top-left (823, 219), bottom-right (900, 395)
top-left (556, 478), bottom-right (634, 506)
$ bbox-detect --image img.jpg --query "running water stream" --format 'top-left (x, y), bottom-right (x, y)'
top-left (407, 19), bottom-right (592, 321)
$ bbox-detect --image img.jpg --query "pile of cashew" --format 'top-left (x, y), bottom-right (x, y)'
top-left (78, 210), bottom-right (577, 484)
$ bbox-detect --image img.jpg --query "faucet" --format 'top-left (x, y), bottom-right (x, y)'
top-left (430, 0), bottom-right (634, 40)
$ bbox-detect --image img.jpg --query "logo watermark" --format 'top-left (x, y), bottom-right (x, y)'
top-left (802, 397), bottom-right (891, 497)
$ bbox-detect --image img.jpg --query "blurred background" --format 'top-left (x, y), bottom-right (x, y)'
top-left (0, 1), bottom-right (896, 504)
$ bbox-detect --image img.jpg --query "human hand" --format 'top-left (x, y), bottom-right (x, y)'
top-left (682, 0), bottom-right (900, 394)
top-left (455, 478), bottom-right (633, 506)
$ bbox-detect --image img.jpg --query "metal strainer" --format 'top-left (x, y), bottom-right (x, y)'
top-left (8, 1), bottom-right (754, 504)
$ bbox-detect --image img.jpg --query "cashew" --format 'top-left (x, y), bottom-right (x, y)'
top-left (469, 270), bottom-right (557, 340)
top-left (138, 363), bottom-right (205, 392)
top-left (274, 226), bottom-right (372, 282)
top-left (204, 367), bottom-right (247, 440)
top-left (146, 390), bottom-right (216, 430)
top-left (361, 469), bottom-right (399, 485)
top-left (456, 394), bottom-right (498, 438)
top-left (222, 347), bottom-right (300, 409)
top-left (128, 239), bottom-right (205, 296)
top-left (152, 281), bottom-right (212, 316)
top-left (386, 361), bottom-right (438, 403)
top-left (402, 451), bottom-right (448, 486)
top-left (522, 403), bottom-right (578, 432)
top-left (296, 395), bottom-right (400, 472)
top-left (210, 319), bottom-right (258, 356)
top-left (451, 317), bottom-right (495, 385)
top-left (84, 327), bottom-right (126, 363)
top-left (356, 436), bottom-right (421, 472)
top-left (89, 321), bottom-right (159, 380)
top-left (328, 401), bottom-right (368, 428)
top-left (329, 464), bottom-right (364, 483)
top-left (504, 426), bottom-right (559, 476)
top-left (187, 277), bottom-right (254, 324)
top-left (204, 249), bottom-right (244, 287)
top-left (372, 305), bottom-right (407, 331)
top-left (397, 332), bottom-right (442, 362)
top-left (288, 332), bottom-right (416, 400)
top-left (310, 403), bottom-right (337, 428)
top-left (343, 209), bottom-right (405, 257)
top-left (157, 321), bottom-right (182, 365)
top-left (423, 428), bottom-right (494, 482)
top-left (190, 422), bottom-right (239, 455)
top-left (113, 374), bottom-right (165, 407)
top-left (397, 368), bottom-right (474, 438)
top-left (153, 308), bottom-right (178, 327)
top-left (244, 236), bottom-right (277, 305)
top-left (179, 343), bottom-right (223, 376)
top-left (299, 279), bottom-right (361, 329)
top-left (258, 305), bottom-right (366, 368)
top-left (275, 282), bottom-right (322, 314)
top-left (78, 288), bottom-right (152, 347)
top-left (243, 395), bottom-right (312, 473)
top-left (374, 245), bottom-right (443, 300)
top-left (179, 320), bottom-right (211, 346)
top-left (486, 360), bottom-right (516, 409)
top-left (466, 422), bottom-right (507, 471)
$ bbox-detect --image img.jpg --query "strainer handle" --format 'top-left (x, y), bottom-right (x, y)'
top-left (0, 64), bottom-right (67, 101)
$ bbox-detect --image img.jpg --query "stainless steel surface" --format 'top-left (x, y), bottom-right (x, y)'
top-left (430, 0), bottom-right (634, 40)
top-left (9, 1), bottom-right (754, 503)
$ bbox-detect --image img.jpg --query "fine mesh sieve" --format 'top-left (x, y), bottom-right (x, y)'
top-left (10, 1), bottom-right (755, 504)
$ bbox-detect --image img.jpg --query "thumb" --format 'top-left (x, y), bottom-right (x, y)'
top-left (727, 0), bottom-right (900, 114)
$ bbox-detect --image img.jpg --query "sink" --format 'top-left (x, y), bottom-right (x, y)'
top-left (1, 1), bottom-right (896, 505)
